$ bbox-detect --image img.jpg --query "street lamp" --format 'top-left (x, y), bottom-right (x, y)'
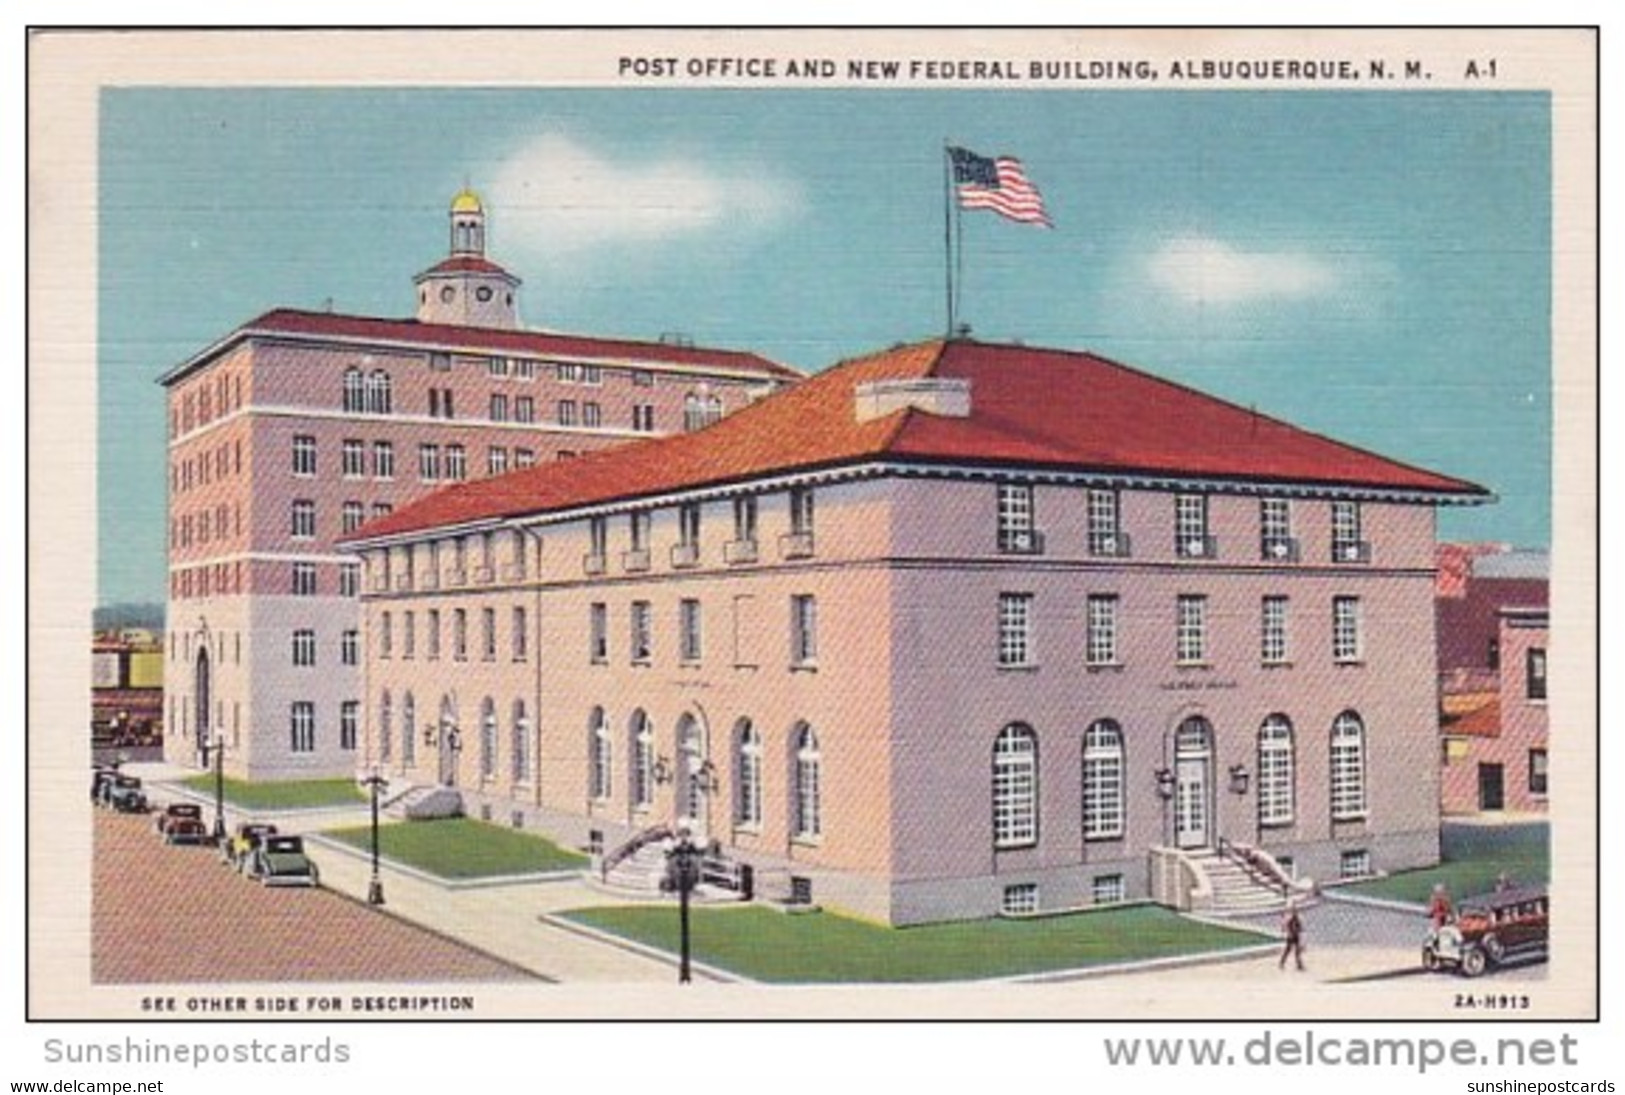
top-left (361, 766), bottom-right (389, 906)
top-left (665, 830), bottom-right (705, 984)
top-left (211, 733), bottom-right (227, 844)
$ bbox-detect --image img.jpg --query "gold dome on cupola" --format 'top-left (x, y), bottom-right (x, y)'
top-left (450, 187), bottom-right (484, 215)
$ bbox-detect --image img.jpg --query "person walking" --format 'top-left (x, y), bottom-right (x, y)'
top-left (1429, 883), bottom-right (1454, 929)
top-left (1279, 901), bottom-right (1305, 971)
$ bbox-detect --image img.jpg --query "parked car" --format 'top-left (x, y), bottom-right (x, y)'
top-left (91, 766), bottom-right (120, 805)
top-left (251, 835), bottom-right (320, 887)
top-left (1423, 884), bottom-right (1548, 977)
top-left (154, 802), bottom-right (210, 845)
top-left (223, 822), bottom-right (279, 873)
top-left (102, 774), bottom-right (149, 813)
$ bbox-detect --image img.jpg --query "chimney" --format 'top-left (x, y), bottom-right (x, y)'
top-left (855, 378), bottom-right (972, 423)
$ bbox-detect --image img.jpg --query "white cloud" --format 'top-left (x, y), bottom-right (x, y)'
top-left (1146, 235), bottom-right (1341, 306)
top-left (487, 133), bottom-right (800, 260)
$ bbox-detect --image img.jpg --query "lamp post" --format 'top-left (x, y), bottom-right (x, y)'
top-left (211, 733), bottom-right (227, 844)
top-left (361, 766), bottom-right (389, 906)
top-left (665, 831), bottom-right (705, 984)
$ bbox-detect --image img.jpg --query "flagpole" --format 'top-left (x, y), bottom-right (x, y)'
top-left (942, 141), bottom-right (955, 337)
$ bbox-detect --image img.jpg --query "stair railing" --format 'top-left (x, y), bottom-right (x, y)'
top-left (600, 822), bottom-right (676, 881)
top-left (1216, 836), bottom-right (1293, 897)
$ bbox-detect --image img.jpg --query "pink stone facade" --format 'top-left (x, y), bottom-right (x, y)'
top-left (1440, 608), bottom-right (1550, 815)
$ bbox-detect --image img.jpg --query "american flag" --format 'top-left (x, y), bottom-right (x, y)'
top-left (948, 146), bottom-right (1053, 227)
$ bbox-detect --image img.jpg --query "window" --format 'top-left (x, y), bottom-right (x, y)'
top-left (1260, 498), bottom-right (1297, 561)
top-left (996, 483), bottom-right (1041, 553)
top-left (445, 444), bottom-right (467, 481)
top-left (291, 499), bottom-right (316, 539)
top-left (790, 486), bottom-right (815, 536)
top-left (292, 434), bottom-right (317, 476)
top-left (372, 441), bottom-right (395, 479)
top-left (680, 599), bottom-right (703, 663)
top-left (490, 394), bottom-right (509, 422)
top-left (402, 610), bottom-right (415, 660)
top-left (629, 510), bottom-right (651, 554)
top-left (1087, 488), bottom-right (1128, 556)
top-left (480, 698), bottom-right (497, 781)
top-left (732, 495), bottom-right (757, 547)
top-left (590, 603), bottom-right (608, 663)
top-left (1175, 494), bottom-right (1213, 558)
top-left (1330, 712), bottom-right (1368, 820)
top-left (1176, 594), bottom-right (1207, 664)
top-left (487, 447), bottom-right (509, 476)
top-left (993, 724), bottom-right (1039, 848)
top-left (427, 608), bottom-right (441, 660)
top-left (791, 594), bottom-right (818, 666)
top-left (342, 501), bottom-right (365, 534)
top-left (735, 720), bottom-right (762, 828)
top-left (1339, 849), bottom-right (1372, 879)
top-left (631, 710), bottom-right (655, 809)
top-left (589, 708), bottom-right (612, 801)
top-left (291, 562), bottom-right (317, 596)
top-left (342, 439), bottom-right (365, 478)
top-left (998, 593), bottom-right (1034, 667)
top-left (341, 629), bottom-right (359, 666)
top-left (428, 387), bottom-right (455, 419)
top-left (557, 399), bottom-right (578, 427)
top-left (343, 369), bottom-right (364, 412)
top-left (1001, 883), bottom-right (1039, 916)
top-left (512, 700), bottom-right (532, 783)
top-left (379, 691), bottom-right (393, 764)
top-left (1331, 501), bottom-right (1368, 562)
top-left (481, 607), bottom-right (497, 661)
top-left (1333, 596), bottom-right (1362, 662)
top-left (583, 365), bottom-right (603, 386)
top-left (372, 503), bottom-right (392, 520)
top-left (365, 370), bottom-right (392, 414)
top-left (632, 369), bottom-right (654, 387)
top-left (588, 516), bottom-right (609, 564)
top-left (453, 609), bottom-right (468, 661)
top-left (290, 702), bottom-right (316, 754)
top-left (1086, 594), bottom-right (1118, 666)
top-left (512, 606), bottom-right (528, 661)
top-left (793, 723), bottom-right (822, 840)
top-left (1092, 875), bottom-right (1126, 905)
top-left (1526, 648), bottom-right (1548, 700)
top-left (402, 693), bottom-right (416, 766)
top-left (683, 394), bottom-right (705, 432)
top-left (679, 503), bottom-right (701, 545)
top-left (515, 448), bottom-right (535, 469)
top-left (488, 356), bottom-right (509, 378)
top-left (515, 358), bottom-right (536, 381)
top-left (418, 444), bottom-right (441, 482)
top-left (1529, 748), bottom-right (1548, 795)
top-left (632, 404), bottom-right (656, 432)
top-left (292, 629), bottom-right (316, 667)
top-left (1082, 720), bottom-right (1124, 840)
top-left (339, 562), bottom-right (360, 598)
top-left (1262, 596), bottom-right (1290, 664)
top-left (340, 701), bottom-right (358, 751)
top-left (630, 601), bottom-right (652, 663)
top-left (515, 396), bottom-right (535, 423)
top-left (1258, 715), bottom-right (1295, 826)
top-left (379, 611), bottom-right (393, 659)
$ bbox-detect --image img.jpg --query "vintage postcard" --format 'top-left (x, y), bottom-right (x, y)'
top-left (27, 26), bottom-right (1597, 1029)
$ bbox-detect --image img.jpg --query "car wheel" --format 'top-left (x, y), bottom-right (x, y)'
top-left (1461, 946), bottom-right (1488, 978)
top-left (1422, 947), bottom-right (1441, 971)
top-left (1484, 934), bottom-right (1505, 963)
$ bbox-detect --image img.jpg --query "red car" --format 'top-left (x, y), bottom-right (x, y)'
top-left (154, 802), bottom-right (210, 845)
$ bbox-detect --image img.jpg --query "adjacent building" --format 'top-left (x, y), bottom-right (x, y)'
top-left (92, 630), bottom-right (164, 755)
top-left (160, 190), bottom-right (798, 780)
top-left (343, 337), bottom-right (1490, 925)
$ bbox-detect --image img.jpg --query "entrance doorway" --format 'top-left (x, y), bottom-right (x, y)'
top-left (674, 713), bottom-right (709, 839)
top-left (1174, 717), bottom-right (1213, 849)
top-left (193, 647), bottom-right (212, 768)
top-left (1478, 762), bottom-right (1505, 811)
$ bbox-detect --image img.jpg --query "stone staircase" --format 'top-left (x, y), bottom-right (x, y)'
top-left (1183, 844), bottom-right (1317, 917)
top-left (386, 784), bottom-right (464, 820)
top-left (601, 840), bottom-right (671, 894)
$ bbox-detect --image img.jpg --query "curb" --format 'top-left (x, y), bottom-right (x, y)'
top-left (304, 833), bottom-right (584, 890)
top-left (539, 913), bottom-right (745, 984)
top-left (1318, 889), bottom-right (1429, 916)
top-left (319, 882), bottom-right (557, 984)
top-left (1007, 942), bottom-right (1283, 984)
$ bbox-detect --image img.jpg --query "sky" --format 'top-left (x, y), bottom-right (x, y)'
top-left (97, 87), bottom-right (1551, 607)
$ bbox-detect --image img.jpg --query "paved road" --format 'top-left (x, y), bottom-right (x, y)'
top-left (93, 808), bottom-right (538, 984)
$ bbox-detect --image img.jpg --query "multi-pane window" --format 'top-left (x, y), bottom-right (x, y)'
top-left (589, 602), bottom-right (609, 663)
top-left (1092, 875), bottom-right (1126, 905)
top-left (733, 495), bottom-right (758, 544)
top-left (341, 629), bottom-right (359, 666)
top-left (379, 691), bottom-right (393, 764)
top-left (480, 699), bottom-right (498, 780)
top-left (487, 447), bottom-right (509, 476)
top-left (418, 444), bottom-right (441, 482)
top-left (488, 356), bottom-right (509, 378)
top-left (515, 448), bottom-right (535, 469)
top-left (372, 441), bottom-right (395, 479)
top-left (291, 562), bottom-right (317, 596)
top-left (490, 394), bottom-right (509, 422)
top-left (340, 701), bottom-right (358, 751)
top-left (791, 594), bottom-right (818, 666)
top-left (680, 599), bottom-right (703, 663)
top-left (481, 607), bottom-right (497, 661)
top-left (1329, 712), bottom-right (1368, 820)
top-left (557, 399), bottom-right (578, 427)
top-left (1087, 488), bottom-right (1126, 556)
top-left (342, 439), bottom-right (365, 478)
top-left (1526, 648), bottom-right (1548, 700)
top-left (343, 369), bottom-right (364, 413)
top-left (514, 358), bottom-right (536, 381)
top-left (735, 720), bottom-right (763, 827)
top-left (512, 700), bottom-right (532, 783)
top-left (631, 710), bottom-right (655, 809)
top-left (292, 435), bottom-right (317, 476)
top-left (1176, 595), bottom-right (1207, 663)
top-left (427, 608), bottom-right (441, 660)
top-left (1331, 501), bottom-right (1367, 562)
top-left (372, 502), bottom-right (392, 520)
top-left (512, 606), bottom-right (528, 661)
top-left (996, 483), bottom-right (1040, 553)
top-left (1082, 720), bottom-right (1125, 839)
top-left (290, 702), bottom-right (316, 754)
top-left (630, 510), bottom-right (651, 553)
top-left (452, 608), bottom-right (468, 661)
top-left (1175, 494), bottom-right (1213, 558)
top-left (364, 371), bottom-right (392, 414)
top-left (445, 445), bottom-right (467, 481)
top-left (793, 724), bottom-right (822, 840)
top-left (515, 396), bottom-right (535, 423)
top-left (630, 600), bottom-right (653, 663)
top-left (342, 501), bottom-right (365, 534)
top-left (1262, 595), bottom-right (1290, 664)
top-left (632, 404), bottom-right (656, 432)
top-left (292, 629), bottom-right (316, 667)
top-left (291, 499), bottom-right (316, 539)
top-left (429, 388), bottom-right (455, 419)
top-left (1260, 498), bottom-right (1296, 561)
top-left (1086, 594), bottom-right (1118, 666)
top-left (588, 516), bottom-right (609, 562)
top-left (579, 402), bottom-right (599, 428)
top-left (998, 593), bottom-right (1034, 667)
top-left (992, 724), bottom-right (1039, 848)
top-left (1002, 883), bottom-right (1039, 916)
top-left (790, 486), bottom-right (815, 537)
top-left (632, 369), bottom-right (655, 388)
top-left (379, 611), bottom-right (393, 659)
top-left (339, 562), bottom-right (360, 598)
top-left (402, 610), bottom-right (415, 660)
top-left (1258, 715), bottom-right (1295, 826)
top-left (1529, 748), bottom-right (1549, 795)
top-left (1339, 850), bottom-right (1372, 879)
top-left (589, 708), bottom-right (612, 800)
top-left (679, 503), bottom-right (701, 546)
top-left (1333, 596), bottom-right (1362, 662)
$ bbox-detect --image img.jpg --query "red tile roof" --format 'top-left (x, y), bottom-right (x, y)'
top-left (414, 255), bottom-right (520, 280)
top-left (1444, 698), bottom-right (1502, 739)
top-left (346, 338), bottom-right (1490, 542)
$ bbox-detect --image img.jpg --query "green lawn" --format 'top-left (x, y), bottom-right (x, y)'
top-left (181, 775), bottom-right (365, 810)
top-left (1346, 821), bottom-right (1549, 904)
top-left (324, 817), bottom-right (588, 879)
top-left (562, 904), bottom-right (1264, 983)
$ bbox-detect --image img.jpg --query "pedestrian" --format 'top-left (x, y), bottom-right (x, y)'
top-left (1279, 901), bottom-right (1305, 971)
top-left (1429, 883), bottom-right (1454, 929)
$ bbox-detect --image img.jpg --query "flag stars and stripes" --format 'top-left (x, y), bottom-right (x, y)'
top-left (948, 146), bottom-right (1053, 227)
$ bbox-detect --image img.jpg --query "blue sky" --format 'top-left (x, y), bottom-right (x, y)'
top-left (98, 87), bottom-right (1551, 606)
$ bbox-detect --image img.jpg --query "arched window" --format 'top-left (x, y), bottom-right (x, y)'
top-left (343, 368), bottom-right (364, 413)
top-left (735, 719), bottom-right (762, 828)
top-left (589, 707), bottom-right (612, 801)
top-left (401, 692), bottom-right (416, 766)
top-left (1330, 711), bottom-right (1367, 821)
top-left (366, 370), bottom-right (393, 415)
top-left (792, 722), bottom-right (821, 840)
top-left (1258, 715), bottom-right (1295, 826)
top-left (378, 690), bottom-right (393, 764)
top-left (683, 394), bottom-right (704, 433)
top-left (993, 723), bottom-right (1038, 848)
top-left (630, 709), bottom-right (654, 809)
top-left (479, 698), bottom-right (497, 780)
top-left (1082, 720), bottom-right (1124, 840)
top-left (512, 699), bottom-right (531, 783)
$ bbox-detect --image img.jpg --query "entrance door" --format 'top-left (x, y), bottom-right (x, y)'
top-left (1175, 756), bottom-right (1210, 848)
top-left (438, 697), bottom-right (459, 787)
top-left (675, 714), bottom-right (707, 840)
top-left (1478, 763), bottom-right (1505, 811)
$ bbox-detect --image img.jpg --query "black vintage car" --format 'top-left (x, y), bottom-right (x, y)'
top-left (91, 766), bottom-right (119, 805)
top-left (154, 802), bottom-right (210, 845)
top-left (102, 774), bottom-right (149, 813)
top-left (251, 835), bottom-right (320, 887)
top-left (1423, 885), bottom-right (1548, 977)
top-left (224, 822), bottom-right (279, 873)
